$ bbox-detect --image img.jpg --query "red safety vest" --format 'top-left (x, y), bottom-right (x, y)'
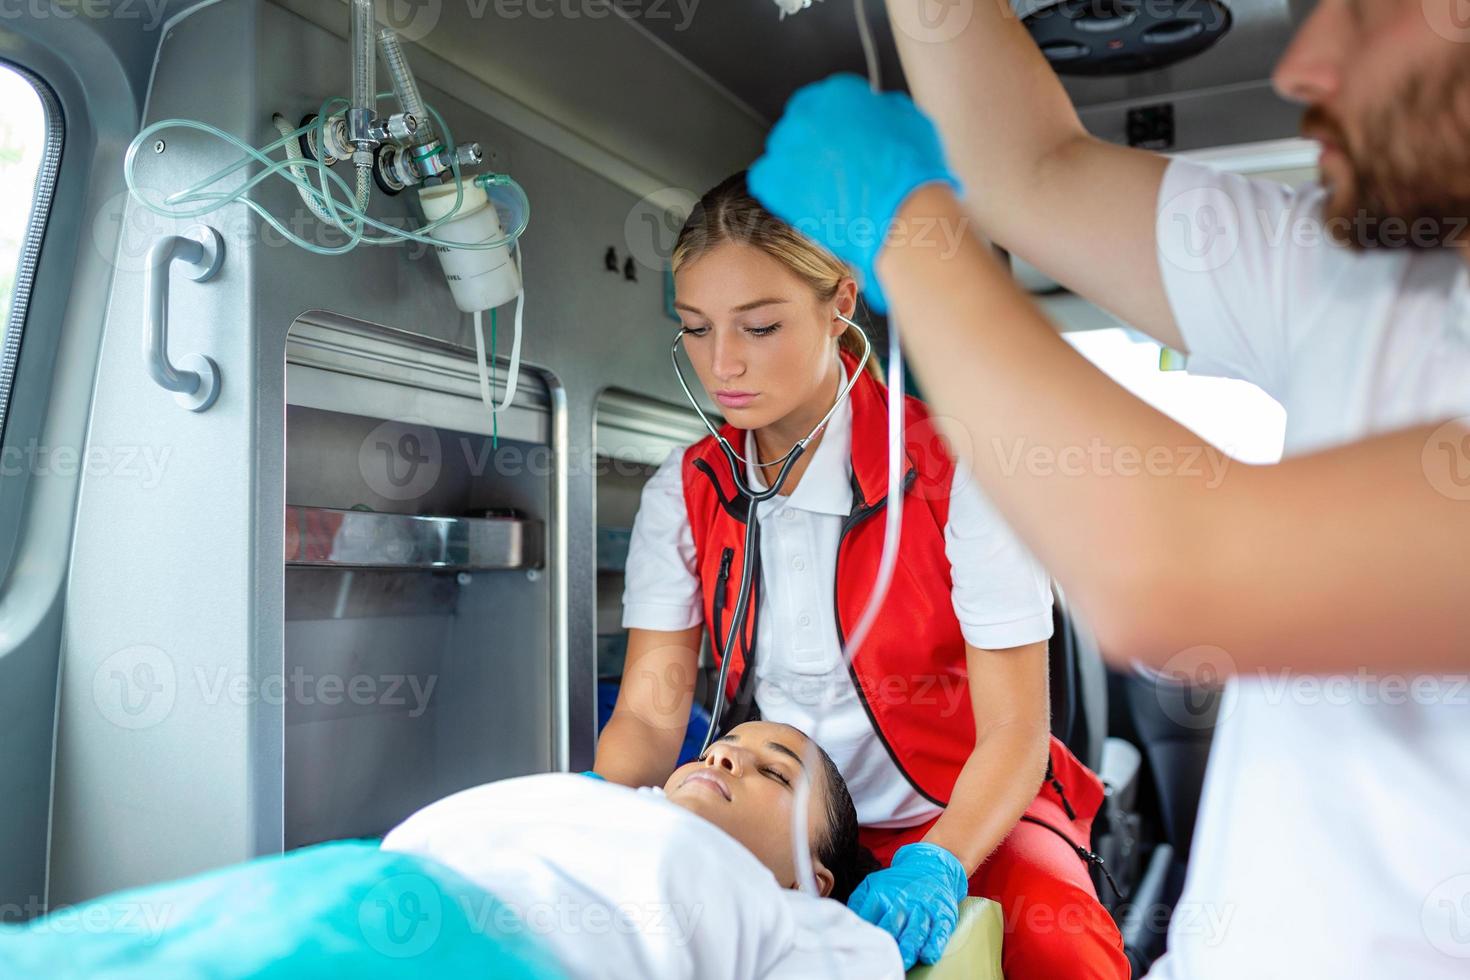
top-left (682, 351), bottom-right (1106, 857)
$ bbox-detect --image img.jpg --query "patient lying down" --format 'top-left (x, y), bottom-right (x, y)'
top-left (382, 721), bottom-right (904, 980)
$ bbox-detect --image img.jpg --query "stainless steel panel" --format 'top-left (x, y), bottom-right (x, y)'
top-left (283, 397), bottom-right (556, 846)
top-left (284, 540), bottom-right (555, 847)
top-left (284, 568), bottom-right (461, 621)
top-left (285, 311), bottom-right (551, 445)
top-left (596, 387), bottom-right (713, 465)
top-left (285, 505), bottom-right (544, 571)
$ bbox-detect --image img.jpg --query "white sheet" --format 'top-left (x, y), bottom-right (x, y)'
top-left (381, 773), bottom-right (902, 980)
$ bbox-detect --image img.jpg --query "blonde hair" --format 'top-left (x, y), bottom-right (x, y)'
top-left (671, 172), bottom-right (883, 383)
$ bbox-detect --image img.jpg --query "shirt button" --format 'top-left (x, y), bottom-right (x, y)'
top-left (782, 509), bottom-right (796, 521)
top-left (799, 614), bottom-right (812, 627)
top-left (792, 556), bottom-right (806, 571)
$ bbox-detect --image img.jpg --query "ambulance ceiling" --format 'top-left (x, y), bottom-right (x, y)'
top-left (626, 0), bottom-right (1314, 145)
top-left (137, 0), bottom-right (1316, 150)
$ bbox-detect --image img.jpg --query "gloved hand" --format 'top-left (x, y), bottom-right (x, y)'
top-left (579, 770), bottom-right (606, 781)
top-left (748, 73), bottom-right (960, 314)
top-left (847, 842), bottom-right (969, 970)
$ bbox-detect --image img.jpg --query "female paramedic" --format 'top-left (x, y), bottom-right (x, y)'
top-left (591, 172), bottom-right (1128, 979)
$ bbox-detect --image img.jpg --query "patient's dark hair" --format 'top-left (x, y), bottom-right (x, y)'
top-left (806, 733), bottom-right (883, 904)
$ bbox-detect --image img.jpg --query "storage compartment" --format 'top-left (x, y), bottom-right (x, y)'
top-left (592, 390), bottom-right (712, 736)
top-left (283, 313), bottom-right (557, 847)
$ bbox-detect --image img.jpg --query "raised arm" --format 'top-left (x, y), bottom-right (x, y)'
top-left (880, 185), bottom-right (1470, 674)
top-left (883, 0), bottom-right (1181, 349)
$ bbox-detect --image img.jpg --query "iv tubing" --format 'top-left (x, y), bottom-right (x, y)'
top-left (789, 0), bottom-right (899, 906)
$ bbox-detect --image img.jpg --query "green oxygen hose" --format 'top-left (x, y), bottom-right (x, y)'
top-left (490, 306), bottom-right (499, 449)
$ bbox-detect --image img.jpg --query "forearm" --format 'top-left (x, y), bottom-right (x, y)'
top-left (923, 722), bottom-right (1050, 873)
top-left (592, 710), bottom-right (685, 787)
top-left (880, 185), bottom-right (1195, 640)
top-left (596, 626), bottom-right (701, 784)
top-left (880, 185), bottom-right (1470, 672)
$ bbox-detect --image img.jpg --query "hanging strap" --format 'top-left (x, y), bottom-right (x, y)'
top-left (1018, 815), bottom-right (1123, 902)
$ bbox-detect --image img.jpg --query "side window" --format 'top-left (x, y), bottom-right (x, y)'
top-left (0, 63), bottom-right (59, 440)
top-left (1066, 327), bottom-right (1286, 464)
top-left (1032, 145), bottom-right (1313, 467)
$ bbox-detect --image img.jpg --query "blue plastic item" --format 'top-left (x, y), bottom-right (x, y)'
top-left (0, 841), bottom-right (565, 979)
top-left (748, 73), bottom-right (960, 314)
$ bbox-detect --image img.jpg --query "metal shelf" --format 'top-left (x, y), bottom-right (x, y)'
top-left (285, 505), bottom-right (543, 571)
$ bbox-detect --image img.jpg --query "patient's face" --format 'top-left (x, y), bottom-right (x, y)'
top-left (663, 722), bottom-right (834, 897)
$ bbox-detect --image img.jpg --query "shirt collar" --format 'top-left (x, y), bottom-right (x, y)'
top-left (742, 364), bottom-right (854, 518)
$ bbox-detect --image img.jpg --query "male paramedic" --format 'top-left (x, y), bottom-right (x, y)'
top-left (746, 0), bottom-right (1470, 975)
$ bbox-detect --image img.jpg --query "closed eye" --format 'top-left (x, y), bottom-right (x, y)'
top-left (762, 766), bottom-right (792, 787)
top-left (747, 323), bottom-right (781, 337)
top-left (681, 326), bottom-right (710, 338)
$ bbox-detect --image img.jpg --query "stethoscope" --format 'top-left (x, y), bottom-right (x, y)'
top-left (669, 312), bottom-right (873, 755)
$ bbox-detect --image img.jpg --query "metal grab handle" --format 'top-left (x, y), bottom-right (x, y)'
top-left (143, 224), bottom-right (224, 412)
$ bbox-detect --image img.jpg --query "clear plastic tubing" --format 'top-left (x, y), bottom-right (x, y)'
top-left (350, 0), bottom-right (376, 141)
top-left (378, 28), bottom-right (428, 132)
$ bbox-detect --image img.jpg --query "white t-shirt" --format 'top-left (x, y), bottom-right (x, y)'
top-left (380, 774), bottom-right (903, 980)
top-left (621, 369), bottom-right (1054, 828)
top-left (1147, 159), bottom-right (1470, 978)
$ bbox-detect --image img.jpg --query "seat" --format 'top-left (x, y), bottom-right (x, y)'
top-left (1048, 582), bottom-right (1108, 774)
top-left (1123, 664), bottom-right (1220, 859)
top-left (906, 897), bottom-right (1005, 980)
top-left (1104, 666), bottom-right (1221, 969)
top-left (1050, 585), bottom-right (1146, 915)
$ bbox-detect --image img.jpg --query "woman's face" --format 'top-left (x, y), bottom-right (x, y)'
top-left (663, 721), bottom-right (835, 897)
top-left (673, 241), bottom-right (856, 431)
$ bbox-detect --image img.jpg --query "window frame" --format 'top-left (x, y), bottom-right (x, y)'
top-left (0, 62), bottom-right (64, 444)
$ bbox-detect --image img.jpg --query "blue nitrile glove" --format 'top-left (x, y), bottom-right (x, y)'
top-left (748, 73), bottom-right (960, 314)
top-left (847, 842), bottom-right (969, 969)
top-left (579, 770), bottom-right (606, 781)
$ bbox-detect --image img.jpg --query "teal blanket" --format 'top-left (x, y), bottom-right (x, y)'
top-left (0, 841), bottom-right (566, 979)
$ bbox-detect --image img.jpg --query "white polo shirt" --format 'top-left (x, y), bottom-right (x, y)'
top-left (622, 369), bottom-right (1054, 827)
top-left (1147, 160), bottom-right (1470, 978)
